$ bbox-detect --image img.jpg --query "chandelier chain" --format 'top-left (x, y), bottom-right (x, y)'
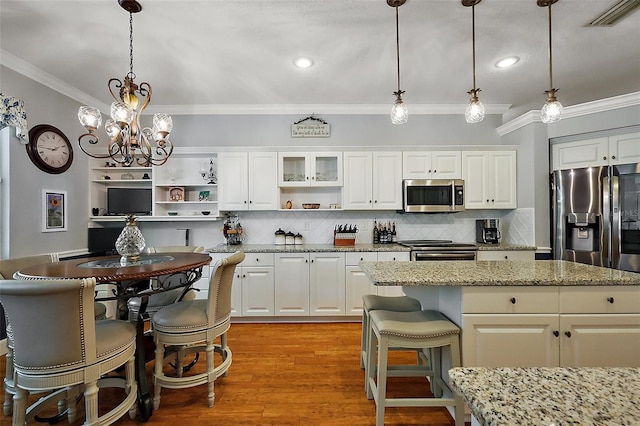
top-left (128, 11), bottom-right (135, 80)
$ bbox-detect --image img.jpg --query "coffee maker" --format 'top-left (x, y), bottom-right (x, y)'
top-left (476, 219), bottom-right (500, 244)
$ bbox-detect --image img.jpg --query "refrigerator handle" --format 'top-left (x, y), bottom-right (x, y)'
top-left (609, 175), bottom-right (620, 268)
top-left (603, 176), bottom-right (611, 267)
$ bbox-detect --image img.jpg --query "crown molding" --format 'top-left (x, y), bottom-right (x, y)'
top-left (497, 91), bottom-right (640, 136)
top-left (1, 49), bottom-right (110, 112)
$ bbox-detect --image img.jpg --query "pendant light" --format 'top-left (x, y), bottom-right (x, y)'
top-left (388, 0), bottom-right (408, 125)
top-left (463, 0), bottom-right (485, 123)
top-left (538, 0), bottom-right (563, 123)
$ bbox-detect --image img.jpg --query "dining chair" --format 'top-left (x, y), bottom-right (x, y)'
top-left (0, 253), bottom-right (107, 417)
top-left (0, 277), bottom-right (138, 425)
top-left (126, 245), bottom-right (206, 322)
top-left (151, 250), bottom-right (244, 409)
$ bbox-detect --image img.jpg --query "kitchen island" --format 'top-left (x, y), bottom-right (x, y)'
top-left (448, 366), bottom-right (640, 426)
top-left (359, 260), bottom-right (640, 368)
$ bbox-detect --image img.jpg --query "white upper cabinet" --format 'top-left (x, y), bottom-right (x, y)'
top-left (462, 151), bottom-right (517, 209)
top-left (343, 151), bottom-right (402, 210)
top-left (402, 151), bottom-right (462, 180)
top-left (218, 152), bottom-right (278, 211)
top-left (278, 152), bottom-right (342, 187)
top-left (552, 132), bottom-right (640, 170)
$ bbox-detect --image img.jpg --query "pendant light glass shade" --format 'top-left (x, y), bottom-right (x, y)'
top-left (541, 90), bottom-right (563, 123)
top-left (465, 91), bottom-right (485, 123)
top-left (391, 93), bottom-right (408, 125)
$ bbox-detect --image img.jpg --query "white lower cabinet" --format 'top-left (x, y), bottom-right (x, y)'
top-left (274, 252), bottom-right (346, 316)
top-left (310, 252), bottom-right (346, 316)
top-left (344, 251), bottom-right (409, 315)
top-left (462, 286), bottom-right (640, 367)
top-left (275, 253), bottom-right (310, 315)
top-left (210, 252), bottom-right (275, 317)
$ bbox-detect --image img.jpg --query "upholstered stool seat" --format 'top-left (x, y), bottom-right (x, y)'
top-left (365, 309), bottom-right (464, 426)
top-left (360, 294), bottom-right (422, 369)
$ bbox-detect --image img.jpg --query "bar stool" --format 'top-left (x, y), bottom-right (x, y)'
top-left (360, 295), bottom-right (422, 369)
top-left (365, 309), bottom-right (464, 426)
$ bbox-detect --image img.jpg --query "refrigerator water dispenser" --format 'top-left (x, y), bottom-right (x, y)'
top-left (566, 212), bottom-right (600, 252)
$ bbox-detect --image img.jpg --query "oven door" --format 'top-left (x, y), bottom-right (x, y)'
top-left (411, 251), bottom-right (477, 261)
top-left (403, 179), bottom-right (465, 213)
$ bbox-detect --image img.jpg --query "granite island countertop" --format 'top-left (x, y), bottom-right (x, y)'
top-left (206, 243), bottom-right (410, 254)
top-left (476, 243), bottom-right (537, 251)
top-left (448, 367), bottom-right (640, 426)
top-left (359, 259), bottom-right (640, 286)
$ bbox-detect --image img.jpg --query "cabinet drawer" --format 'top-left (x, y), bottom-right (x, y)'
top-left (242, 253), bottom-right (275, 267)
top-left (476, 251), bottom-right (535, 261)
top-left (559, 286), bottom-right (640, 314)
top-left (346, 252), bottom-right (377, 265)
top-left (463, 287), bottom-right (559, 314)
top-left (377, 251), bottom-right (409, 262)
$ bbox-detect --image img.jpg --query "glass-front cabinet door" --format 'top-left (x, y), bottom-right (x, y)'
top-left (279, 152), bottom-right (342, 187)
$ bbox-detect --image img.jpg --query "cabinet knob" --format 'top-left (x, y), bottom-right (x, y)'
top-left (504, 255), bottom-right (508, 260)
top-left (306, 176), bottom-right (309, 180)
top-left (306, 259), bottom-right (308, 263)
top-left (565, 331), bottom-right (572, 338)
top-left (369, 200), bottom-right (372, 204)
top-left (236, 274), bottom-right (240, 278)
top-left (311, 176), bottom-right (315, 180)
top-left (553, 330), bottom-right (560, 337)
top-left (486, 199), bottom-right (490, 203)
top-left (428, 170), bottom-right (432, 173)
top-left (433, 170), bottom-right (437, 173)
top-left (311, 259), bottom-right (314, 263)
top-left (374, 200), bottom-right (378, 203)
top-left (607, 297), bottom-right (615, 304)
top-left (491, 199), bottom-right (495, 202)
top-left (393, 257), bottom-right (396, 261)
top-left (360, 257), bottom-right (364, 261)
top-left (256, 258), bottom-right (259, 262)
top-left (612, 155), bottom-right (616, 159)
top-left (244, 200), bottom-right (247, 204)
top-left (249, 200), bottom-right (252, 203)
top-left (603, 156), bottom-right (607, 160)
top-left (510, 297), bottom-right (516, 304)
top-left (242, 274), bottom-right (246, 278)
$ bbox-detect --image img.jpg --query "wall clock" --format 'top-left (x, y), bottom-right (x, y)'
top-left (26, 124), bottom-right (74, 174)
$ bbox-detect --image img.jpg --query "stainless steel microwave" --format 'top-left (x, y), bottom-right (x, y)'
top-left (402, 179), bottom-right (465, 212)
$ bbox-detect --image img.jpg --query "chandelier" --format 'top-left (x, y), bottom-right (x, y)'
top-left (463, 0), bottom-right (485, 124)
top-left (388, 0), bottom-right (408, 125)
top-left (538, 0), bottom-right (563, 124)
top-left (77, 0), bottom-right (173, 167)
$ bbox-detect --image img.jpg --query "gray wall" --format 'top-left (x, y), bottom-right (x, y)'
top-left (2, 63), bottom-right (638, 256)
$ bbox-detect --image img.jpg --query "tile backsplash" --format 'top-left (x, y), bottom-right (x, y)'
top-left (219, 208), bottom-right (535, 246)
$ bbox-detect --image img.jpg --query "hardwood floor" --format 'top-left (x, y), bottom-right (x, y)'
top-left (1, 322), bottom-right (463, 425)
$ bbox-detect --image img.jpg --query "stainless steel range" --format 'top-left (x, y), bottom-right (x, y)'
top-left (397, 240), bottom-right (478, 261)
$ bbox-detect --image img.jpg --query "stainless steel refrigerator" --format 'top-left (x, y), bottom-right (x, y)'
top-left (552, 164), bottom-right (640, 272)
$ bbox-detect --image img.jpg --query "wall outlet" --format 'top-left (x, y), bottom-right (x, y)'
top-left (303, 222), bottom-right (309, 231)
top-left (361, 222), bottom-right (368, 231)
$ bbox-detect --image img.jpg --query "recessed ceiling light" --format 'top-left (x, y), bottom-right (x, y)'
top-left (294, 57), bottom-right (314, 69)
top-left (495, 56), bottom-right (520, 68)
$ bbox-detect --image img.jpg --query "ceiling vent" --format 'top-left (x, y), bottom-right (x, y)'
top-left (587, 0), bottom-right (640, 26)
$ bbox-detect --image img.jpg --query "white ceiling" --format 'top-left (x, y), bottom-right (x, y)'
top-left (1, 0), bottom-right (639, 123)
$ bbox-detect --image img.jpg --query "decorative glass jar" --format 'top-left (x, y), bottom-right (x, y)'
top-left (115, 215), bottom-right (146, 264)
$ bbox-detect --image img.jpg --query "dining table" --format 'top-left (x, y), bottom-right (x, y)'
top-left (15, 251), bottom-right (212, 421)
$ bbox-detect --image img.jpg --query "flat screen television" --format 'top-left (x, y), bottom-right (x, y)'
top-left (87, 227), bottom-right (122, 256)
top-left (107, 188), bottom-right (152, 216)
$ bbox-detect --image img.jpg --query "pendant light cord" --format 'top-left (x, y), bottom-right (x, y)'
top-left (472, 4), bottom-right (477, 91)
top-left (395, 5), bottom-right (401, 94)
top-left (547, 3), bottom-right (553, 90)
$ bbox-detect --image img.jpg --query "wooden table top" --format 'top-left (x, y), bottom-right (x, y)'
top-left (15, 252), bottom-right (212, 283)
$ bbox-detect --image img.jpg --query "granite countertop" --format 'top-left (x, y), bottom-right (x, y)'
top-left (449, 367), bottom-right (640, 426)
top-left (359, 259), bottom-right (640, 286)
top-left (476, 243), bottom-right (537, 251)
top-left (206, 243), bottom-right (410, 253)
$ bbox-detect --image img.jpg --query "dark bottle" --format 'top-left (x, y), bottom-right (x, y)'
top-left (373, 219), bottom-right (379, 244)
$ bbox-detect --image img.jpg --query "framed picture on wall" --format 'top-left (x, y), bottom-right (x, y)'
top-left (42, 190), bottom-right (67, 232)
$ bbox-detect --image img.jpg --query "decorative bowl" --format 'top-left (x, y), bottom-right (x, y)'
top-left (302, 203), bottom-right (320, 209)
top-left (167, 211), bottom-right (178, 216)
top-left (201, 211), bottom-right (211, 216)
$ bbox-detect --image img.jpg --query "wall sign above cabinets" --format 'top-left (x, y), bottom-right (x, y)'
top-left (291, 115), bottom-right (331, 138)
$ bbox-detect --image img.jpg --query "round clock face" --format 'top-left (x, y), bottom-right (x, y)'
top-left (27, 125), bottom-right (73, 174)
